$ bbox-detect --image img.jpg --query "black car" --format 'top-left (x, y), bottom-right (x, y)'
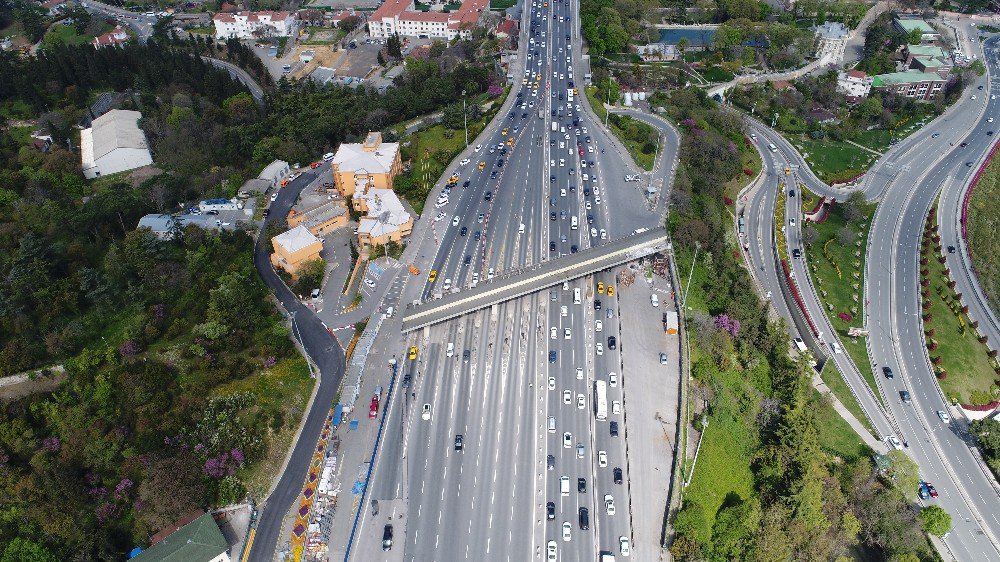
top-left (569, 184), bottom-right (576, 192)
top-left (521, 113), bottom-right (528, 118)
top-left (549, 350), bottom-right (557, 363)
top-left (474, 231), bottom-right (481, 240)
top-left (550, 241), bottom-right (557, 251)
top-left (595, 299), bottom-right (602, 310)
top-left (578, 507), bottom-right (589, 530)
top-left (547, 454), bottom-right (555, 470)
top-left (577, 477), bottom-right (587, 493)
top-left (583, 187), bottom-right (591, 196)
top-left (610, 421), bottom-right (619, 437)
top-left (485, 191), bottom-right (493, 201)
top-left (463, 180), bottom-right (470, 188)
top-left (463, 349), bottom-right (470, 362)
top-left (900, 390), bottom-right (911, 403)
top-left (587, 214), bottom-right (594, 224)
top-left (789, 189), bottom-right (795, 197)
top-left (948, 245), bottom-right (956, 254)
top-left (382, 524), bottom-right (393, 551)
top-left (960, 142), bottom-right (968, 148)
top-left (550, 138), bottom-right (556, 145)
top-left (547, 502), bottom-right (556, 520)
top-left (566, 34), bottom-right (570, 40)
top-left (262, 209), bottom-right (270, 217)
top-left (460, 227), bottom-right (468, 237)
top-left (883, 366), bottom-right (893, 379)
top-left (464, 255), bottom-right (472, 265)
top-left (496, 158), bottom-right (504, 167)
top-left (608, 336), bottom-right (617, 350)
top-left (550, 212), bottom-right (557, 221)
top-left (550, 175), bottom-right (556, 182)
top-left (613, 467), bottom-right (623, 485)
top-left (792, 248), bottom-right (801, 258)
top-left (402, 373), bottom-right (411, 388)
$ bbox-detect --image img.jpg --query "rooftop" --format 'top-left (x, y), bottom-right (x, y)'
top-left (290, 198), bottom-right (347, 231)
top-left (895, 18), bottom-right (936, 34)
top-left (907, 45), bottom-right (948, 58)
top-left (259, 159), bottom-right (289, 180)
top-left (845, 69), bottom-right (868, 79)
top-left (356, 188), bottom-right (411, 238)
top-left (332, 138), bottom-right (399, 174)
top-left (213, 10), bottom-right (291, 23)
top-left (273, 225), bottom-right (321, 254)
top-left (871, 70), bottom-right (947, 87)
top-left (131, 512), bottom-right (228, 562)
top-left (81, 109), bottom-right (149, 166)
top-left (815, 21), bottom-right (849, 40)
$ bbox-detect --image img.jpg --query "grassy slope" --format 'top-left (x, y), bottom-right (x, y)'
top-left (966, 150), bottom-right (1000, 310)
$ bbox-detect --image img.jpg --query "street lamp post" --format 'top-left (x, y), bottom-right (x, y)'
top-left (462, 89), bottom-right (469, 148)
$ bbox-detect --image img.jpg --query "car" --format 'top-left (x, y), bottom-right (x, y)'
top-left (428, 270), bottom-right (437, 282)
top-left (434, 212), bottom-right (447, 222)
top-left (563, 390), bottom-right (572, 404)
top-left (548, 376), bottom-right (556, 390)
top-left (565, 328), bottom-right (572, 340)
top-left (547, 540), bottom-right (558, 561)
top-left (408, 346), bottom-right (418, 359)
top-left (947, 245), bottom-right (956, 254)
top-left (562, 522), bottom-right (571, 541)
top-left (612, 400), bottom-right (621, 415)
top-left (577, 478), bottom-right (586, 493)
top-left (551, 326), bottom-right (558, 339)
top-left (604, 494), bottom-right (616, 515)
top-left (369, 396), bottom-right (379, 419)
top-left (613, 467), bottom-right (623, 484)
top-left (270, 192), bottom-right (279, 202)
top-left (597, 282), bottom-right (604, 294)
top-left (475, 144), bottom-right (482, 152)
top-left (550, 241), bottom-right (557, 252)
top-left (547, 454), bottom-right (555, 470)
top-left (462, 349), bottom-right (470, 362)
top-left (885, 435), bottom-right (903, 450)
top-left (464, 255), bottom-right (471, 266)
top-left (596, 343), bottom-right (604, 356)
top-left (792, 248), bottom-right (801, 258)
top-left (660, 352), bottom-right (668, 365)
top-left (595, 299), bottom-right (602, 310)
top-left (619, 536), bottom-right (631, 556)
top-left (595, 320), bottom-right (603, 332)
top-left (882, 366), bottom-right (893, 379)
top-left (960, 142), bottom-right (968, 148)
top-left (607, 308), bottom-right (614, 319)
top-left (610, 421), bottom-right (619, 437)
top-left (460, 227), bottom-right (468, 237)
top-left (382, 524), bottom-right (393, 551)
top-left (918, 482), bottom-right (931, 500)
top-left (576, 442), bottom-right (584, 458)
top-left (789, 217), bottom-right (796, 227)
top-left (547, 502), bottom-right (556, 520)
top-left (598, 450), bottom-right (608, 467)
top-left (931, 132), bottom-right (940, 138)
top-left (549, 350), bottom-right (558, 363)
top-left (459, 158), bottom-right (470, 165)
top-left (937, 410), bottom-right (951, 423)
top-left (570, 245), bottom-right (578, 254)
top-left (900, 390), bottom-right (911, 403)
top-left (478, 213), bottom-right (485, 223)
top-left (421, 403), bottom-right (432, 420)
top-left (928, 484), bottom-right (938, 498)
top-left (364, 278), bottom-right (377, 289)
top-left (550, 212), bottom-right (557, 221)
top-left (577, 394), bottom-right (585, 409)
top-left (608, 336), bottom-right (617, 350)
top-left (454, 434), bottom-right (464, 451)
top-left (609, 372), bottom-right (618, 387)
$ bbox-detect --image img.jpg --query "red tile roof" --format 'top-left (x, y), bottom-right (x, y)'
top-left (847, 69), bottom-right (868, 79)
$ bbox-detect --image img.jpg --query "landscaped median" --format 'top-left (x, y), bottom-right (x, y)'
top-left (583, 85), bottom-right (658, 171)
top-left (920, 206), bottom-right (1000, 409)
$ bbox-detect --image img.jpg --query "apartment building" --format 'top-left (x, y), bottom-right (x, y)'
top-left (270, 225), bottom-right (323, 276)
top-left (330, 132), bottom-right (402, 197)
top-left (368, 0), bottom-right (489, 40)
top-left (213, 11), bottom-right (295, 39)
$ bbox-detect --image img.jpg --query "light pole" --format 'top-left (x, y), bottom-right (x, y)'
top-left (462, 89), bottom-right (468, 148)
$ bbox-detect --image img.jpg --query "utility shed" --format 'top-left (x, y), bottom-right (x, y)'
top-left (80, 109), bottom-right (153, 179)
top-left (664, 310), bottom-right (678, 334)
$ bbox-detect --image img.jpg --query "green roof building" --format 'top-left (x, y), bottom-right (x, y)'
top-left (894, 18), bottom-right (941, 43)
top-left (132, 512), bottom-right (231, 562)
top-left (871, 70), bottom-right (947, 101)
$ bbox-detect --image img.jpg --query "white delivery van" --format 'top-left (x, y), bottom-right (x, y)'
top-left (447, 342), bottom-right (455, 357)
top-left (560, 475), bottom-right (570, 496)
top-left (519, 223), bottom-right (525, 234)
top-left (385, 306), bottom-right (394, 318)
top-left (767, 143), bottom-right (778, 153)
top-left (650, 294), bottom-right (659, 307)
top-left (574, 288), bottom-right (582, 304)
top-left (571, 216), bottom-right (578, 229)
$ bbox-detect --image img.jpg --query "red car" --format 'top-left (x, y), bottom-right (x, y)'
top-left (369, 396), bottom-right (379, 419)
top-left (310, 161), bottom-right (321, 169)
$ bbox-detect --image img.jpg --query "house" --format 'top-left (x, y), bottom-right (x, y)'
top-left (92, 26), bottom-right (130, 48)
top-left (904, 45), bottom-right (953, 78)
top-left (636, 43), bottom-right (678, 62)
top-left (80, 109), bottom-right (153, 179)
top-left (772, 80), bottom-right (795, 92)
top-left (330, 132), bottom-right (402, 197)
top-left (870, 70), bottom-right (947, 101)
top-left (368, 0), bottom-right (489, 41)
top-left (198, 198), bottom-right (243, 213)
top-left (213, 11), bottom-right (295, 40)
top-left (815, 21), bottom-right (848, 41)
top-left (297, 9), bottom-right (324, 26)
top-left (259, 159), bottom-right (290, 188)
top-left (353, 187), bottom-right (413, 253)
top-left (837, 69), bottom-right (873, 100)
top-left (40, 0), bottom-right (65, 16)
top-left (271, 225), bottom-right (323, 276)
top-left (138, 214), bottom-right (185, 240)
top-left (287, 198), bottom-right (348, 237)
top-left (131, 511), bottom-right (230, 562)
top-left (309, 66), bottom-right (337, 86)
top-left (894, 18), bottom-right (941, 44)
top-left (495, 16), bottom-right (517, 39)
top-left (30, 133), bottom-right (52, 153)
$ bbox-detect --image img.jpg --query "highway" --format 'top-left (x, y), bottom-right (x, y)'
top-left (349, 0), bottom-right (675, 560)
top-left (741, 28), bottom-right (1000, 559)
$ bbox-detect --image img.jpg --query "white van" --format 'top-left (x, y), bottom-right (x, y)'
top-left (571, 216), bottom-right (578, 230)
top-left (574, 288), bottom-right (582, 304)
top-left (385, 306), bottom-right (394, 318)
top-left (560, 475), bottom-right (570, 496)
top-left (767, 143), bottom-right (778, 153)
top-left (548, 416), bottom-right (556, 433)
top-left (447, 342), bottom-right (455, 357)
top-left (519, 223), bottom-right (525, 234)
top-left (650, 294), bottom-right (659, 308)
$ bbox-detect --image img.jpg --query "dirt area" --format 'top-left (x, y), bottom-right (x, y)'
top-left (290, 45), bottom-right (344, 80)
top-left (0, 367), bottom-right (66, 403)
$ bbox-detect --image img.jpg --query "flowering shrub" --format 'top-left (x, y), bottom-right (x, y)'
top-left (713, 314), bottom-right (741, 338)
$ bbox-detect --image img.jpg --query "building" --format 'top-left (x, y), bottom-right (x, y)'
top-left (271, 225), bottom-right (323, 276)
top-left (353, 187), bottom-right (413, 252)
top-left (198, 198), bottom-right (243, 212)
top-left (92, 26), bottom-right (131, 48)
top-left (636, 43), bottom-right (678, 62)
top-left (131, 511), bottom-right (230, 562)
top-left (814, 21), bottom-right (848, 62)
top-left (330, 132), bottom-right (402, 197)
top-left (871, 70), bottom-right (947, 101)
top-left (212, 11), bottom-right (295, 40)
top-left (259, 159), bottom-right (290, 188)
top-left (138, 214), bottom-right (186, 240)
top-left (172, 13), bottom-right (212, 28)
top-left (287, 198), bottom-right (348, 237)
top-left (80, 109), bottom-right (153, 179)
top-left (837, 69), bottom-right (873, 99)
top-left (368, 0), bottom-right (489, 40)
top-left (904, 45), bottom-right (952, 78)
top-left (807, 107), bottom-right (837, 124)
top-left (308, 66), bottom-right (337, 86)
top-left (41, 0), bottom-right (65, 16)
top-left (894, 18), bottom-right (941, 44)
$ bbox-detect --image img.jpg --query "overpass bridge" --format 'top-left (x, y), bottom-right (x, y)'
top-left (401, 228), bottom-right (671, 332)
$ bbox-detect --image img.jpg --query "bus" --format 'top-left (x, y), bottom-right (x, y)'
top-left (594, 380), bottom-right (608, 421)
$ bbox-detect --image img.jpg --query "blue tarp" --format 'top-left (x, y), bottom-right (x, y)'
top-left (333, 404), bottom-right (344, 426)
top-left (350, 420), bottom-right (359, 431)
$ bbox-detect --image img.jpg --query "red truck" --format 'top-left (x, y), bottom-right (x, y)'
top-left (369, 396), bottom-right (379, 419)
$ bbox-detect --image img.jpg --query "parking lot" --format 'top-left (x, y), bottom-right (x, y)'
top-left (337, 40), bottom-right (383, 79)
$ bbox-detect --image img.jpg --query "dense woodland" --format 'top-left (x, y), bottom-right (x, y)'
top-left (664, 89), bottom-right (941, 560)
top-left (0, 32), bottom-right (495, 559)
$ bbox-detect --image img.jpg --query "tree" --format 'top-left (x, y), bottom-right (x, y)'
top-left (842, 191), bottom-right (869, 222)
top-left (674, 501), bottom-right (712, 545)
top-left (885, 450), bottom-right (920, 499)
top-left (836, 225), bottom-right (856, 246)
top-left (801, 224), bottom-right (819, 245)
top-left (712, 497), bottom-right (760, 559)
top-left (293, 258), bottom-right (326, 296)
top-left (918, 505), bottom-right (952, 536)
top-left (441, 103), bottom-right (466, 130)
top-left (338, 15), bottom-right (361, 33)
top-left (855, 96), bottom-right (883, 122)
top-left (136, 454), bottom-right (207, 536)
top-left (677, 37), bottom-right (690, 57)
top-left (1, 538), bottom-right (57, 562)
top-left (387, 33), bottom-right (402, 59)
top-left (907, 28), bottom-right (924, 45)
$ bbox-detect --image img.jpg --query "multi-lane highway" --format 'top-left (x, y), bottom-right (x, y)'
top-left (741, 30), bottom-right (1000, 559)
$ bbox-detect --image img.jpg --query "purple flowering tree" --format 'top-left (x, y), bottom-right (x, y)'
top-left (118, 339), bottom-right (139, 358)
top-left (42, 436), bottom-right (61, 453)
top-left (713, 313), bottom-right (741, 338)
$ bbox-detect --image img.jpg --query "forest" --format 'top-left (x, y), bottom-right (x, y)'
top-left (0, 33), bottom-right (496, 559)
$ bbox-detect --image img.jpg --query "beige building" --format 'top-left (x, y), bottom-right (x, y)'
top-left (270, 225), bottom-right (323, 276)
top-left (331, 132), bottom-right (402, 197)
top-left (287, 198), bottom-right (348, 237)
top-left (353, 186), bottom-right (413, 253)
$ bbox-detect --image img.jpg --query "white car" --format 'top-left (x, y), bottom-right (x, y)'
top-left (586, 201), bottom-right (592, 210)
top-left (547, 540), bottom-right (558, 561)
top-left (548, 377), bottom-right (556, 390)
top-left (604, 494), bottom-right (615, 515)
top-left (577, 394), bottom-right (585, 409)
top-left (459, 158), bottom-right (470, 165)
top-left (421, 403), bottom-right (432, 420)
top-left (596, 320), bottom-right (603, 332)
top-left (595, 195), bottom-right (602, 205)
top-left (561, 306), bottom-right (568, 317)
top-left (598, 450), bottom-right (608, 467)
top-left (937, 410), bottom-right (951, 423)
top-left (564, 328), bottom-right (571, 340)
top-left (588, 146), bottom-right (594, 153)
top-left (551, 327), bottom-right (558, 339)
top-left (562, 521), bottom-right (571, 541)
top-left (591, 227), bottom-right (598, 238)
top-left (600, 229), bottom-right (607, 240)
top-left (612, 400), bottom-right (621, 415)
top-left (563, 432), bottom-right (572, 448)
top-left (270, 192), bottom-right (278, 202)
top-left (488, 268), bottom-right (495, 279)
top-left (434, 212), bottom-right (447, 222)
top-left (475, 144), bottom-right (483, 152)
top-left (576, 367), bottom-right (583, 380)
top-left (323, 152), bottom-right (335, 161)
top-left (364, 278), bottom-right (377, 289)
top-left (452, 216), bottom-right (461, 226)
top-left (563, 390), bottom-right (572, 405)
top-left (609, 372), bottom-right (618, 387)
top-left (885, 435), bottom-right (903, 450)
top-left (619, 536), bottom-right (631, 556)
top-left (596, 343), bottom-right (604, 356)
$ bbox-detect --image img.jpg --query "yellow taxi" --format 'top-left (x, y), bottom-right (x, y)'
top-left (502, 127), bottom-right (509, 135)
top-left (408, 346), bottom-right (418, 360)
top-left (597, 282), bottom-right (605, 294)
top-left (429, 269), bottom-right (437, 282)
top-left (544, 1), bottom-right (548, 5)
top-left (478, 161), bottom-right (486, 170)
top-left (607, 286), bottom-right (614, 297)
top-left (448, 175), bottom-right (459, 183)
top-left (507, 137), bottom-right (514, 146)
top-left (784, 167), bottom-right (791, 175)
top-left (573, 88), bottom-right (579, 96)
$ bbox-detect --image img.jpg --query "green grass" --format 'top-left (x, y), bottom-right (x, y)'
top-left (966, 152), bottom-right (1000, 309)
top-left (700, 65), bottom-right (734, 83)
top-left (921, 219), bottom-right (999, 405)
top-left (611, 121), bottom-right (656, 171)
top-left (42, 24), bottom-right (92, 48)
top-left (812, 387), bottom-right (870, 461)
top-left (186, 26), bottom-right (215, 35)
top-left (684, 399), bottom-right (756, 526)
top-left (796, 138), bottom-right (877, 184)
top-left (584, 85), bottom-right (608, 122)
top-left (301, 26), bottom-right (344, 45)
top-left (490, 0), bottom-right (517, 8)
top-left (801, 190), bottom-right (881, 400)
top-left (819, 360), bottom-right (876, 439)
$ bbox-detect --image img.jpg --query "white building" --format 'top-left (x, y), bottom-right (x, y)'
top-left (198, 198), bottom-right (243, 212)
top-left (837, 69), bottom-right (873, 100)
top-left (212, 11), bottom-right (295, 40)
top-left (80, 109), bottom-right (153, 179)
top-left (259, 159), bottom-right (290, 187)
top-left (368, 0), bottom-right (488, 40)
